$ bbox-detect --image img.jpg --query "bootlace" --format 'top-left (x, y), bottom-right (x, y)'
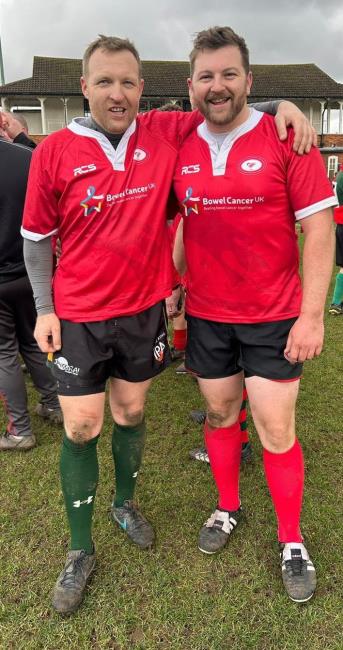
top-left (286, 553), bottom-right (305, 577)
top-left (205, 509), bottom-right (235, 534)
top-left (60, 551), bottom-right (88, 588)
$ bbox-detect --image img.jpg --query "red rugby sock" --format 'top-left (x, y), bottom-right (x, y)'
top-left (263, 439), bottom-right (304, 543)
top-left (204, 420), bottom-right (241, 511)
top-left (172, 328), bottom-right (187, 350)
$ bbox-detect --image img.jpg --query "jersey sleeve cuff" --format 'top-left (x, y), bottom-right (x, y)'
top-left (21, 227), bottom-right (58, 241)
top-left (295, 196), bottom-right (338, 221)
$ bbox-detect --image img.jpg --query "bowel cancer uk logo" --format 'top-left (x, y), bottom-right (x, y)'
top-left (181, 186), bottom-right (200, 216)
top-left (80, 185), bottom-right (104, 216)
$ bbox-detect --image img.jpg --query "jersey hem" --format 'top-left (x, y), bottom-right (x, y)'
top-left (185, 308), bottom-right (301, 324)
top-left (54, 290), bottom-right (171, 322)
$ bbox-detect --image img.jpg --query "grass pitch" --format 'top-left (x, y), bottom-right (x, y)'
top-left (0, 276), bottom-right (342, 650)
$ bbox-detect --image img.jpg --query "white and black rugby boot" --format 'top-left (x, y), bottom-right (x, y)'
top-left (198, 506), bottom-right (242, 554)
top-left (280, 543), bottom-right (316, 603)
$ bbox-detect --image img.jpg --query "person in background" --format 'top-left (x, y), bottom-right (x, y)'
top-left (0, 113), bottom-right (62, 452)
top-left (328, 169), bottom-right (343, 314)
top-left (1, 110), bottom-right (37, 149)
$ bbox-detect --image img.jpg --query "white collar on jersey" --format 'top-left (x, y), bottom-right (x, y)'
top-left (197, 107), bottom-right (263, 176)
top-left (68, 117), bottom-right (137, 171)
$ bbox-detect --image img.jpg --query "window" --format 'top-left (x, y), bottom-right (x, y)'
top-left (329, 110), bottom-right (340, 134)
top-left (328, 155), bottom-right (338, 179)
top-left (47, 120), bottom-right (64, 133)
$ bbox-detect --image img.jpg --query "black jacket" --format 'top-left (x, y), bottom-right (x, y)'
top-left (13, 132), bottom-right (37, 149)
top-left (0, 138), bottom-right (32, 283)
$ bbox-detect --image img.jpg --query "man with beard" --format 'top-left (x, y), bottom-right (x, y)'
top-left (173, 26), bottom-right (336, 603)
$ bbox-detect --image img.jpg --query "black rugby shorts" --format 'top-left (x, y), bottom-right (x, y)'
top-left (50, 301), bottom-right (170, 396)
top-left (335, 224), bottom-right (343, 267)
top-left (185, 315), bottom-right (302, 381)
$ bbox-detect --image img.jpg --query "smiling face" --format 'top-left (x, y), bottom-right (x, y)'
top-left (81, 47), bottom-right (144, 134)
top-left (188, 45), bottom-right (252, 133)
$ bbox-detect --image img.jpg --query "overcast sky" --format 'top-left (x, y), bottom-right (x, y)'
top-left (1, 0), bottom-right (343, 84)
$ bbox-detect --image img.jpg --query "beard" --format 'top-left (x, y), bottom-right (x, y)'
top-left (195, 91), bottom-right (247, 129)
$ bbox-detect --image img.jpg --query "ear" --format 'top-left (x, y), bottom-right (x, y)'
top-left (246, 71), bottom-right (253, 97)
top-left (139, 78), bottom-right (144, 97)
top-left (187, 78), bottom-right (195, 110)
top-left (80, 76), bottom-right (88, 99)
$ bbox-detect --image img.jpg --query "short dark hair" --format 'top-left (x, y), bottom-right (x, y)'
top-left (9, 111), bottom-right (28, 131)
top-left (189, 26), bottom-right (250, 76)
top-left (83, 34), bottom-right (142, 77)
top-left (158, 102), bottom-right (183, 112)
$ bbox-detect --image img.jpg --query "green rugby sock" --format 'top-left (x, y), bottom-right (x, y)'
top-left (112, 420), bottom-right (146, 507)
top-left (60, 434), bottom-right (99, 554)
top-left (332, 272), bottom-right (343, 304)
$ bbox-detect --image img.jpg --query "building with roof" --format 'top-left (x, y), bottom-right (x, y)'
top-left (1, 56), bottom-right (343, 174)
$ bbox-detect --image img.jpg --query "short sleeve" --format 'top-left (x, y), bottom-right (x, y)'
top-left (21, 142), bottom-right (60, 241)
top-left (285, 134), bottom-right (337, 220)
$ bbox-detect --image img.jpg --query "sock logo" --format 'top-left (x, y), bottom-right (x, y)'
top-left (73, 495), bottom-right (94, 508)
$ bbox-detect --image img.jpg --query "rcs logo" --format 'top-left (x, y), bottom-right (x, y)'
top-left (73, 163), bottom-right (97, 176)
top-left (181, 164), bottom-right (200, 175)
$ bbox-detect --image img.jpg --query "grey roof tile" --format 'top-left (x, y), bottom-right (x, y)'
top-left (0, 57), bottom-right (342, 99)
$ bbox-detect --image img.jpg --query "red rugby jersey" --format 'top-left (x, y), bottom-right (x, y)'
top-left (21, 110), bottom-right (200, 321)
top-left (173, 110), bottom-right (336, 323)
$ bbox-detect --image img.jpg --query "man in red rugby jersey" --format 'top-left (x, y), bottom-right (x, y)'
top-left (173, 26), bottom-right (336, 603)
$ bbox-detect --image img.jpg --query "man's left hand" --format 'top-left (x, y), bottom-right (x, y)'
top-left (284, 313), bottom-right (324, 363)
top-left (165, 286), bottom-right (183, 319)
top-left (275, 101), bottom-right (317, 154)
